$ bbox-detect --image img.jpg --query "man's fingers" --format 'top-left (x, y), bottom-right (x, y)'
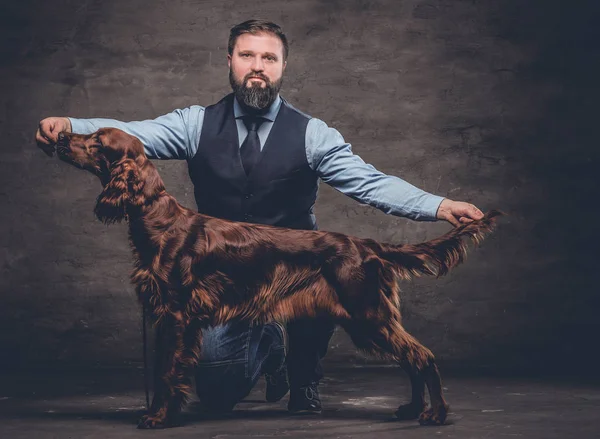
top-left (444, 213), bottom-right (461, 228)
top-left (456, 203), bottom-right (484, 221)
top-left (467, 204), bottom-right (484, 220)
top-left (436, 198), bottom-right (484, 224)
top-left (46, 125), bottom-right (60, 143)
top-left (36, 118), bottom-right (70, 157)
top-left (50, 123), bottom-right (66, 140)
top-left (35, 129), bottom-right (55, 157)
top-left (39, 120), bottom-right (61, 143)
top-left (35, 129), bottom-right (50, 145)
top-left (38, 123), bottom-right (52, 142)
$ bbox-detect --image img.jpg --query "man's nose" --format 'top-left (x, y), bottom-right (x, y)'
top-left (251, 56), bottom-right (265, 71)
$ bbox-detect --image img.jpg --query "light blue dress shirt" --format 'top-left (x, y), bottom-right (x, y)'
top-left (69, 95), bottom-right (444, 221)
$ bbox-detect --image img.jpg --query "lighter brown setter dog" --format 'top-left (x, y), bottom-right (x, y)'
top-left (47, 127), bottom-right (501, 429)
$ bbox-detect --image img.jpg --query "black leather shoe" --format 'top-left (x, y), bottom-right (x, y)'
top-left (265, 367), bottom-right (290, 402)
top-left (265, 322), bottom-right (289, 403)
top-left (288, 382), bottom-right (322, 414)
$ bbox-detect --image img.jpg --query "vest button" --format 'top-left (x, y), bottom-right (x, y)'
top-left (244, 193), bottom-right (253, 199)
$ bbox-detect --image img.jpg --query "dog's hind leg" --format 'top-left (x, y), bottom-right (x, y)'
top-left (138, 317), bottom-right (202, 429)
top-left (386, 322), bottom-right (449, 425)
top-left (341, 319), bottom-right (448, 425)
top-left (394, 362), bottom-right (426, 420)
top-left (416, 357), bottom-right (449, 425)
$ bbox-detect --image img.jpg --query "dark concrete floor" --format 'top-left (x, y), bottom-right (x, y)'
top-left (1, 367), bottom-right (599, 438)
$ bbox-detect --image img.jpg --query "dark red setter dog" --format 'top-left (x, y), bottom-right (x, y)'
top-left (47, 128), bottom-right (501, 429)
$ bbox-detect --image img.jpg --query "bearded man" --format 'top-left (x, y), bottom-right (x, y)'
top-left (36, 19), bottom-right (484, 414)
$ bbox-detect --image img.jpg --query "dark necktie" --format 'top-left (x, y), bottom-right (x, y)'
top-left (240, 116), bottom-right (265, 176)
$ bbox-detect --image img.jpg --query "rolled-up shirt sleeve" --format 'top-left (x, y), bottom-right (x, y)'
top-left (68, 106), bottom-right (205, 160)
top-left (305, 117), bottom-right (444, 221)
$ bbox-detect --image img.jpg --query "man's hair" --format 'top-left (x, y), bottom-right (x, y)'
top-left (228, 19), bottom-right (289, 61)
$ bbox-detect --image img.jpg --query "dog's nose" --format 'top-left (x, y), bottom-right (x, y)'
top-left (57, 132), bottom-right (67, 145)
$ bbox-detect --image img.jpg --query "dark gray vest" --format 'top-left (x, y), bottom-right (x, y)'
top-left (187, 94), bottom-right (318, 230)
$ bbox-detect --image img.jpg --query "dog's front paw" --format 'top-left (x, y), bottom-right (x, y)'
top-left (137, 414), bottom-right (177, 429)
top-left (418, 404), bottom-right (449, 426)
top-left (395, 403), bottom-right (426, 420)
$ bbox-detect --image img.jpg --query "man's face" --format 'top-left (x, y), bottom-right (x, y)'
top-left (228, 32), bottom-right (287, 112)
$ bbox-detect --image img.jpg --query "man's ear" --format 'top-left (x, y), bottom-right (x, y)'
top-left (94, 158), bottom-right (144, 224)
top-left (227, 54), bottom-right (232, 69)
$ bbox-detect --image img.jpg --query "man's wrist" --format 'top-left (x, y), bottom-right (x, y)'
top-left (435, 198), bottom-right (446, 220)
top-left (64, 117), bottom-right (73, 132)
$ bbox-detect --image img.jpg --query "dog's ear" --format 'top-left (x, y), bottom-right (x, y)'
top-left (94, 157), bottom-right (145, 224)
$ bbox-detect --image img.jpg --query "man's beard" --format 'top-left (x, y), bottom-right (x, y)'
top-left (229, 70), bottom-right (283, 114)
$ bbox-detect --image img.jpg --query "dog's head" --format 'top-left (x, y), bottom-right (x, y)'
top-left (56, 128), bottom-right (163, 224)
top-left (56, 127), bottom-right (145, 174)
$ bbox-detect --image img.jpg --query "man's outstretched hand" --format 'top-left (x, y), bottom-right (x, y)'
top-left (36, 117), bottom-right (72, 156)
top-left (436, 198), bottom-right (484, 227)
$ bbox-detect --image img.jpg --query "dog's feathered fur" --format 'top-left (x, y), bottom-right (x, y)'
top-left (53, 128), bottom-right (501, 429)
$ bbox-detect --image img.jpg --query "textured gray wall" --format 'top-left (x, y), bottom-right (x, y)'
top-left (1, 0), bottom-right (598, 375)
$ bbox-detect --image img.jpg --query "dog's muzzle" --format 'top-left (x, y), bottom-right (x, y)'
top-left (56, 132), bottom-right (69, 156)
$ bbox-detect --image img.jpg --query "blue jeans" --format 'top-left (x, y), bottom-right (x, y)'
top-left (195, 320), bottom-right (286, 411)
top-left (195, 318), bottom-right (335, 410)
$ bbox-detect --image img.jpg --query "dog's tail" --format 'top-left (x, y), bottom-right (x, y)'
top-left (381, 210), bottom-right (503, 280)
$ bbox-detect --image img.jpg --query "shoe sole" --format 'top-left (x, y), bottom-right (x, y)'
top-left (288, 408), bottom-right (322, 415)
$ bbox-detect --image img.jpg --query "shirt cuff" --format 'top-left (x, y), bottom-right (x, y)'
top-left (68, 118), bottom-right (95, 134)
top-left (420, 195), bottom-right (445, 221)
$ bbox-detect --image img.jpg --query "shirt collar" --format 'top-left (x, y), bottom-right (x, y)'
top-left (233, 94), bottom-right (282, 122)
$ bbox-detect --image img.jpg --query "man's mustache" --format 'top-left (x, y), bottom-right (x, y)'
top-left (243, 72), bottom-right (270, 85)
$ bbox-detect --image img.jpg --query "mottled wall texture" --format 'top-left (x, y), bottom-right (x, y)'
top-left (1, 0), bottom-right (598, 375)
